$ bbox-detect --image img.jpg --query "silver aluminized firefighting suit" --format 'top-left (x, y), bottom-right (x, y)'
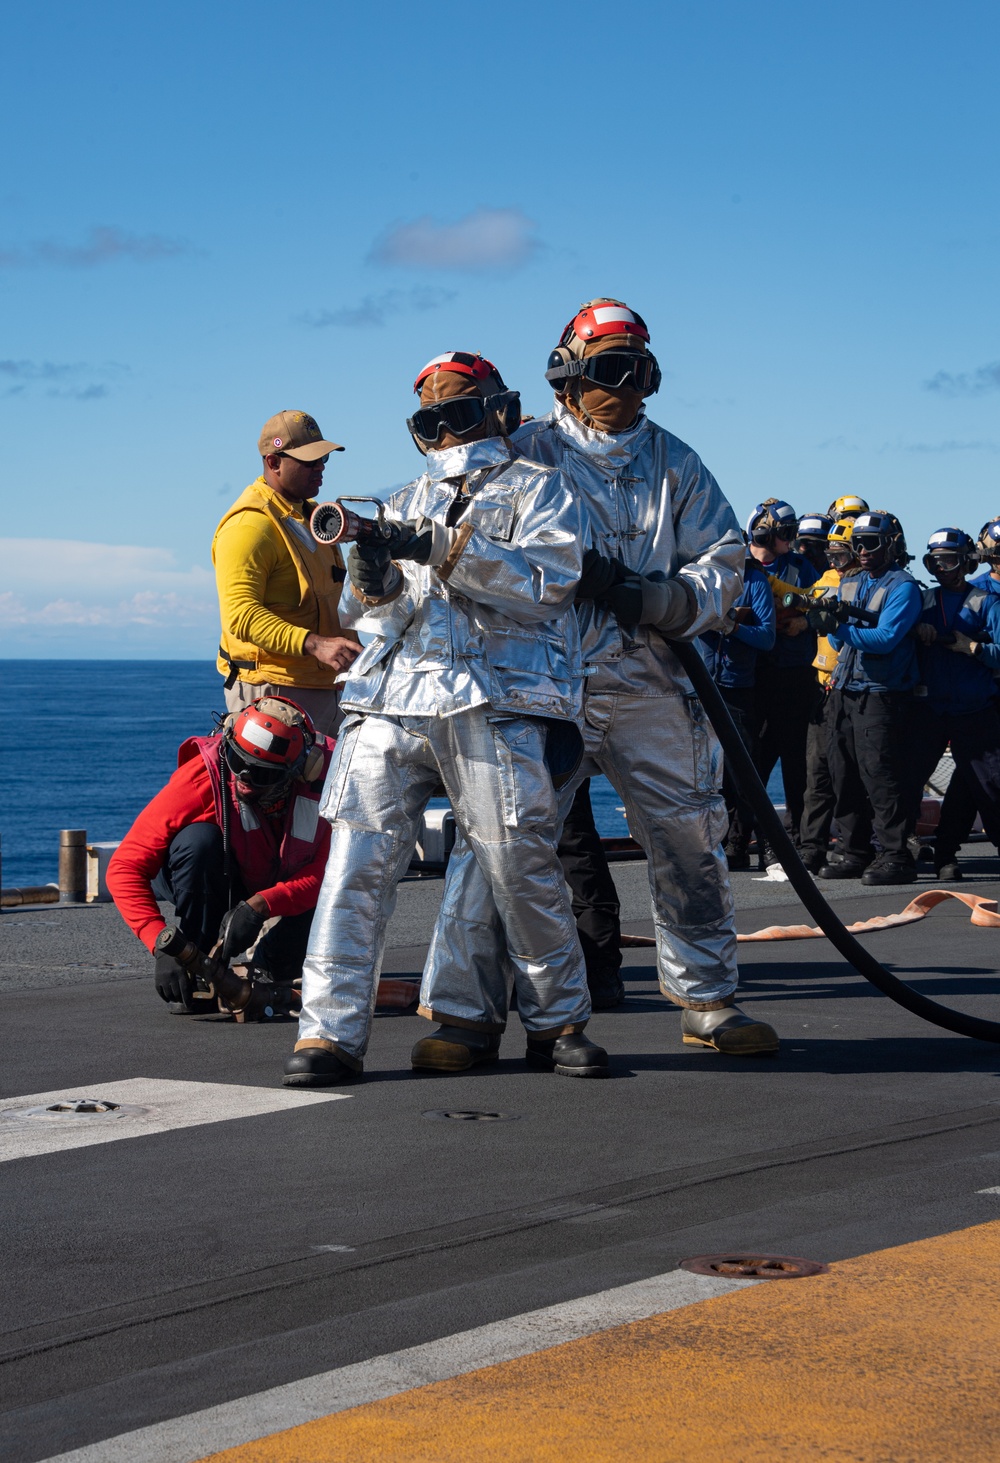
top-left (295, 434), bottom-right (592, 1067)
top-left (420, 401), bottom-right (745, 1028)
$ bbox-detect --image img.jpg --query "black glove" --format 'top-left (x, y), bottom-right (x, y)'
top-left (218, 901), bottom-right (266, 962)
top-left (384, 522), bottom-right (434, 564)
top-left (576, 548), bottom-right (629, 602)
top-left (153, 955), bottom-right (195, 1010)
top-left (348, 543), bottom-right (397, 599)
top-left (806, 605), bottom-right (840, 636)
top-left (600, 575), bottom-right (645, 625)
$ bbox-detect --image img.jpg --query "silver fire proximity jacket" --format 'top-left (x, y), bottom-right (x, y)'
top-left (336, 436), bottom-right (586, 723)
top-left (513, 402), bottom-right (744, 695)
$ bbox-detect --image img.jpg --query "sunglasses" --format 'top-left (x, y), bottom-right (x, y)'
top-left (577, 351), bottom-right (661, 394)
top-left (280, 453), bottom-right (330, 468)
top-left (408, 391), bottom-right (520, 445)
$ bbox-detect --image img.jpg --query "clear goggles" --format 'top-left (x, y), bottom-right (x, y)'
top-left (923, 551), bottom-right (963, 573)
top-left (408, 391), bottom-right (520, 445)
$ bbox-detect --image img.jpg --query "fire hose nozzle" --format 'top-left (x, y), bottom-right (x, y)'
top-left (310, 497), bottom-right (391, 547)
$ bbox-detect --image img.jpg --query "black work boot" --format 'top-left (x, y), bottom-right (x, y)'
top-left (861, 852), bottom-right (918, 886)
top-left (936, 860), bottom-right (963, 881)
top-left (799, 846), bottom-right (828, 874)
top-left (282, 1046), bottom-right (360, 1087)
top-left (525, 1032), bottom-right (609, 1077)
top-left (681, 1002), bottom-right (779, 1055)
top-left (588, 969), bottom-right (626, 1010)
top-left (411, 1026), bottom-right (501, 1072)
top-left (724, 840), bottom-right (751, 872)
top-left (817, 855), bottom-right (871, 880)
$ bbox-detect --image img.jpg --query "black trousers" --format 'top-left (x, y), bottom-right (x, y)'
top-left (718, 684), bottom-right (758, 849)
top-left (908, 702), bottom-right (1000, 861)
top-left (753, 663), bottom-right (820, 850)
top-left (799, 690), bottom-right (836, 856)
top-left (557, 779), bottom-right (622, 982)
top-left (157, 823), bottom-right (314, 982)
top-left (827, 689), bottom-right (915, 860)
top-left (937, 770), bottom-right (980, 861)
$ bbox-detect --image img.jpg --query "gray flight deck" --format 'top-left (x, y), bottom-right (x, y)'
top-left (2, 851), bottom-right (1000, 1461)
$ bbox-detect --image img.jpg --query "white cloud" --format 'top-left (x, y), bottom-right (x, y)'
top-left (0, 540), bottom-right (217, 634)
top-left (0, 226), bottom-right (191, 269)
top-left (369, 208), bottom-right (540, 272)
top-left (298, 286), bottom-right (456, 329)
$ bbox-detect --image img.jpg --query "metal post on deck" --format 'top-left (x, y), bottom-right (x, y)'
top-left (59, 830), bottom-right (88, 904)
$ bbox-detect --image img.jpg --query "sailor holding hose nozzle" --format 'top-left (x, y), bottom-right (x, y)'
top-left (282, 350), bottom-right (606, 1087)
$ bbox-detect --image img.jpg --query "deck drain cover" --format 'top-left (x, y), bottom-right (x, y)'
top-left (2, 1098), bottom-right (148, 1123)
top-left (422, 1110), bottom-right (520, 1123)
top-left (680, 1253), bottom-right (828, 1279)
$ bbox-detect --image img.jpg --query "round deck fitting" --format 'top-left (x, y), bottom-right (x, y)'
top-left (422, 1110), bottom-right (520, 1123)
top-left (679, 1252), bottom-right (828, 1279)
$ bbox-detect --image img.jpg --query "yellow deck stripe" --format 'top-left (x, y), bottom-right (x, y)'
top-left (200, 1218), bottom-right (1000, 1462)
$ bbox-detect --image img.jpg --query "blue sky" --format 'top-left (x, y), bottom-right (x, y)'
top-left (2, 0), bottom-right (997, 657)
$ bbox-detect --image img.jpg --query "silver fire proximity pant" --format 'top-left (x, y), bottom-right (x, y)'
top-left (421, 691), bottom-right (739, 1024)
top-left (296, 707), bottom-right (591, 1065)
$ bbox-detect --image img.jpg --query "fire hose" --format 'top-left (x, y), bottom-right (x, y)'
top-left (667, 637), bottom-right (1000, 1045)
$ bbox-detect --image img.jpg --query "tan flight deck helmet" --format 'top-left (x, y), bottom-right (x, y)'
top-left (544, 297), bottom-right (662, 430)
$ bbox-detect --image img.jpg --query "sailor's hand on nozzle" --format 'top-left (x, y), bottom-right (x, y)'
top-left (347, 544), bottom-right (401, 601)
top-left (575, 548), bottom-right (629, 602)
top-left (946, 631), bottom-right (977, 657)
top-left (915, 622), bottom-right (938, 646)
top-left (386, 521), bottom-right (434, 564)
top-left (304, 633), bottom-right (361, 671)
top-left (731, 604), bottom-right (756, 626)
top-left (218, 899), bottom-right (267, 963)
top-left (806, 605), bottom-right (840, 636)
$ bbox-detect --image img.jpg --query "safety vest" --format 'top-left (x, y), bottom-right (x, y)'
top-left (832, 566), bottom-right (918, 692)
top-left (812, 567), bottom-right (844, 683)
top-left (178, 733), bottom-right (334, 893)
top-left (214, 479), bottom-right (350, 687)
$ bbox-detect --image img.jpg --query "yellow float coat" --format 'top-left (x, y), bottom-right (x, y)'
top-left (212, 478), bottom-right (356, 688)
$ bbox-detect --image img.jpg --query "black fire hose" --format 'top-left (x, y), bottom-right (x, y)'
top-left (668, 638), bottom-right (1000, 1044)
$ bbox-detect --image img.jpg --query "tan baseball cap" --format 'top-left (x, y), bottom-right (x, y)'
top-left (258, 410), bottom-right (344, 462)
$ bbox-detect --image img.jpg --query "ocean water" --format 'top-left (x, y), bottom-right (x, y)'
top-left (0, 661), bottom-right (782, 887)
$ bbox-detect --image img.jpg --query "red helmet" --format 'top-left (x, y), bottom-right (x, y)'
top-left (224, 697), bottom-right (318, 803)
top-left (558, 299), bottom-right (652, 351)
top-left (412, 351), bottom-right (507, 394)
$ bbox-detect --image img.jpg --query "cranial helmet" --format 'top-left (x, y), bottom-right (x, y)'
top-left (827, 517), bottom-right (856, 553)
top-left (544, 298), bottom-right (661, 397)
top-left (223, 696), bottom-right (323, 805)
top-left (796, 513), bottom-right (834, 541)
top-left (406, 351), bottom-right (521, 452)
top-left (851, 510), bottom-right (909, 566)
top-left (923, 526), bottom-right (977, 576)
top-left (976, 517), bottom-right (1000, 563)
top-left (827, 494), bottom-right (870, 520)
top-left (746, 498), bottom-right (799, 545)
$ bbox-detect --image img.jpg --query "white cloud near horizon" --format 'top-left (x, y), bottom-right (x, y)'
top-left (0, 539), bottom-right (217, 632)
top-left (369, 208), bottom-right (540, 272)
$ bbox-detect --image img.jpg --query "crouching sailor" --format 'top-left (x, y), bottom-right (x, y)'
top-left (282, 351), bottom-right (606, 1087)
top-left (107, 698), bottom-right (334, 1018)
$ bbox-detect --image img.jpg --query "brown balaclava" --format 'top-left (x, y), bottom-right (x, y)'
top-left (563, 333), bottom-right (648, 434)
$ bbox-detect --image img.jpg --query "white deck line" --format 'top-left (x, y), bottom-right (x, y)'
top-left (42, 1268), bottom-right (752, 1463)
top-left (0, 1079), bottom-right (348, 1163)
